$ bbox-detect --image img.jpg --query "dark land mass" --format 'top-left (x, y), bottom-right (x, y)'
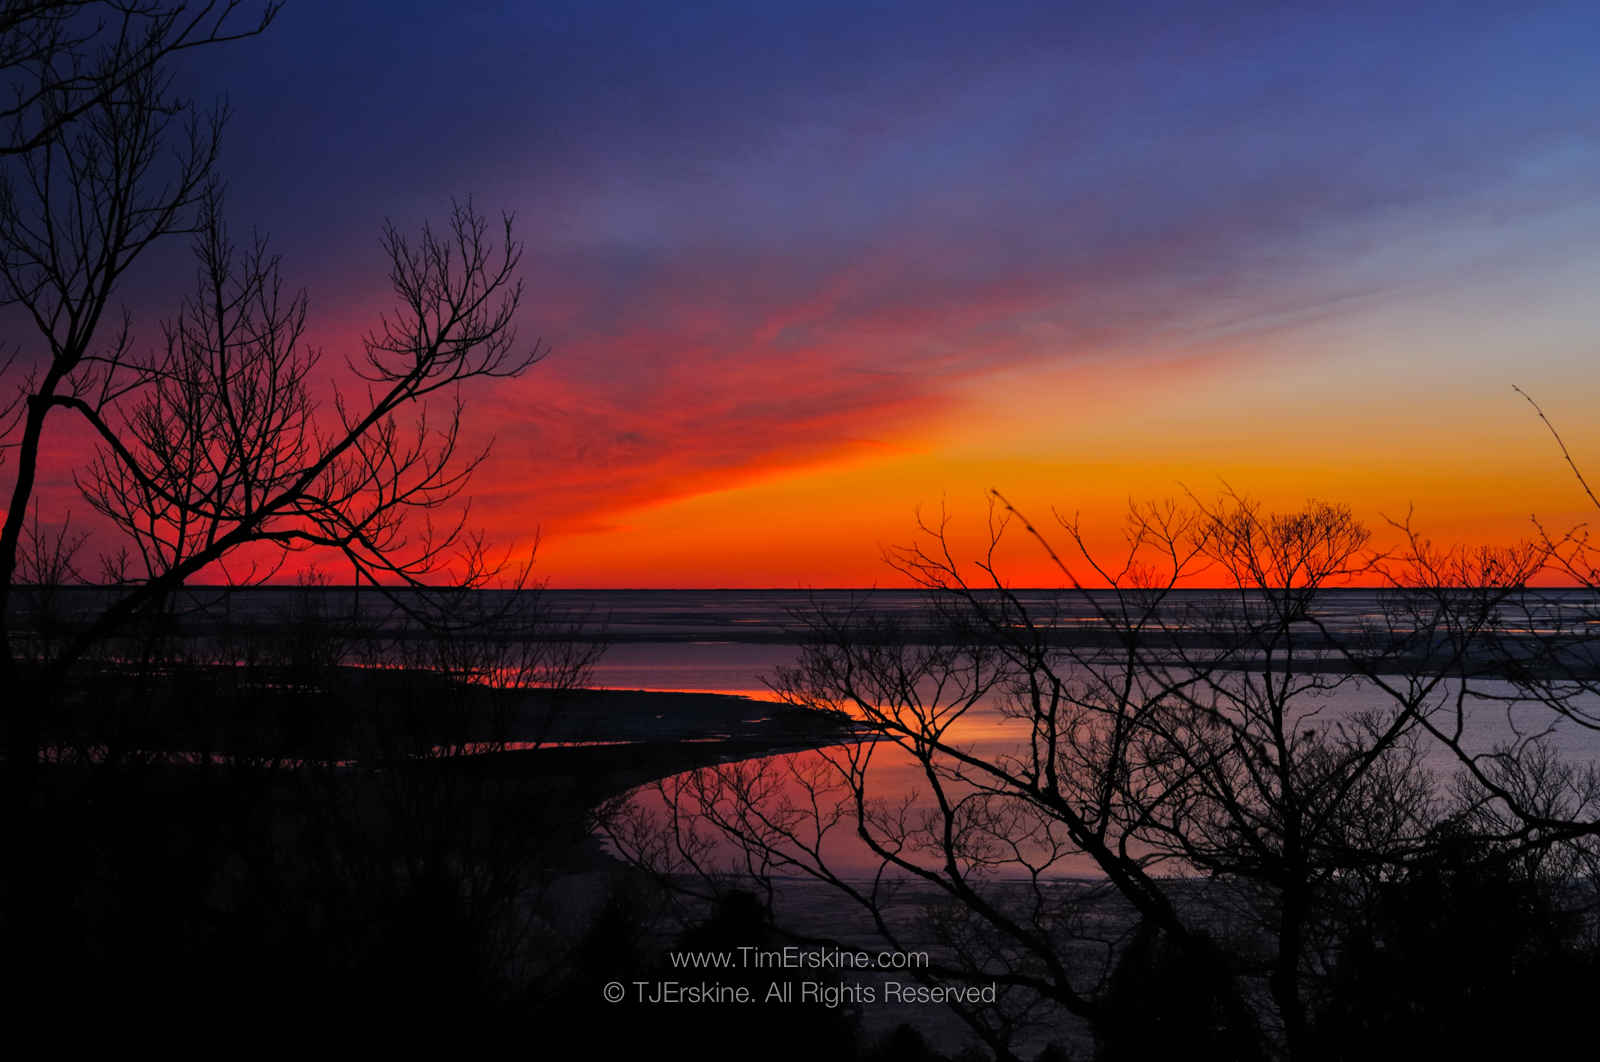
top-left (15, 661), bottom-right (864, 883)
top-left (33, 662), bottom-right (857, 773)
top-left (4, 661), bottom-right (866, 1037)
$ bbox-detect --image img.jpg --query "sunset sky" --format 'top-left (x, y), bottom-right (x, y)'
top-left (80, 1), bottom-right (1600, 586)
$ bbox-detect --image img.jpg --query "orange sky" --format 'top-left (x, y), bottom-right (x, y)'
top-left (17, 236), bottom-right (1600, 590)
top-left (493, 337), bottom-right (1600, 588)
top-left (12, 3), bottom-right (1600, 590)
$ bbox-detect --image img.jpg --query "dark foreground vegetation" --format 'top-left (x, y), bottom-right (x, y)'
top-left (3, 588), bottom-right (872, 1042)
top-left (5, 5), bottom-right (1600, 1058)
top-left (13, 571), bottom-right (1600, 1061)
top-left (607, 492), bottom-right (1600, 1061)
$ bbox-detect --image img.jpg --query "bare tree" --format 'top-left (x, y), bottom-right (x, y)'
top-left (605, 491), bottom-right (1597, 1060)
top-left (5, 186), bottom-right (542, 766)
top-left (0, 1), bottom-right (279, 157)
top-left (0, 2), bottom-right (279, 782)
top-left (0, 2), bottom-right (545, 791)
top-left (0, 2), bottom-right (610, 1029)
top-left (1336, 394), bottom-right (1600, 867)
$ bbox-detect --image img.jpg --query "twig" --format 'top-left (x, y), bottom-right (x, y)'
top-left (1515, 385), bottom-right (1600, 515)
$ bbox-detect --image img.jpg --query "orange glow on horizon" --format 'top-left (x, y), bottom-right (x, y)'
top-left (16, 283), bottom-right (1600, 591)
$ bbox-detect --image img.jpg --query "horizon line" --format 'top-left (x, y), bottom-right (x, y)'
top-left (17, 584), bottom-right (1600, 594)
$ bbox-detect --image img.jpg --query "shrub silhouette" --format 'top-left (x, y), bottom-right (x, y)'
top-left (1311, 834), bottom-right (1600, 1060)
top-left (1093, 921), bottom-right (1264, 1062)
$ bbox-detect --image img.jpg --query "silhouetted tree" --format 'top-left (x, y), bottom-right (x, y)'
top-left (3, 172), bottom-right (543, 787)
top-left (0, 6), bottom-right (589, 1029)
top-left (0, 2), bottom-right (279, 158)
top-left (607, 489), bottom-right (1600, 1059)
top-left (1, 2), bottom-right (279, 785)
